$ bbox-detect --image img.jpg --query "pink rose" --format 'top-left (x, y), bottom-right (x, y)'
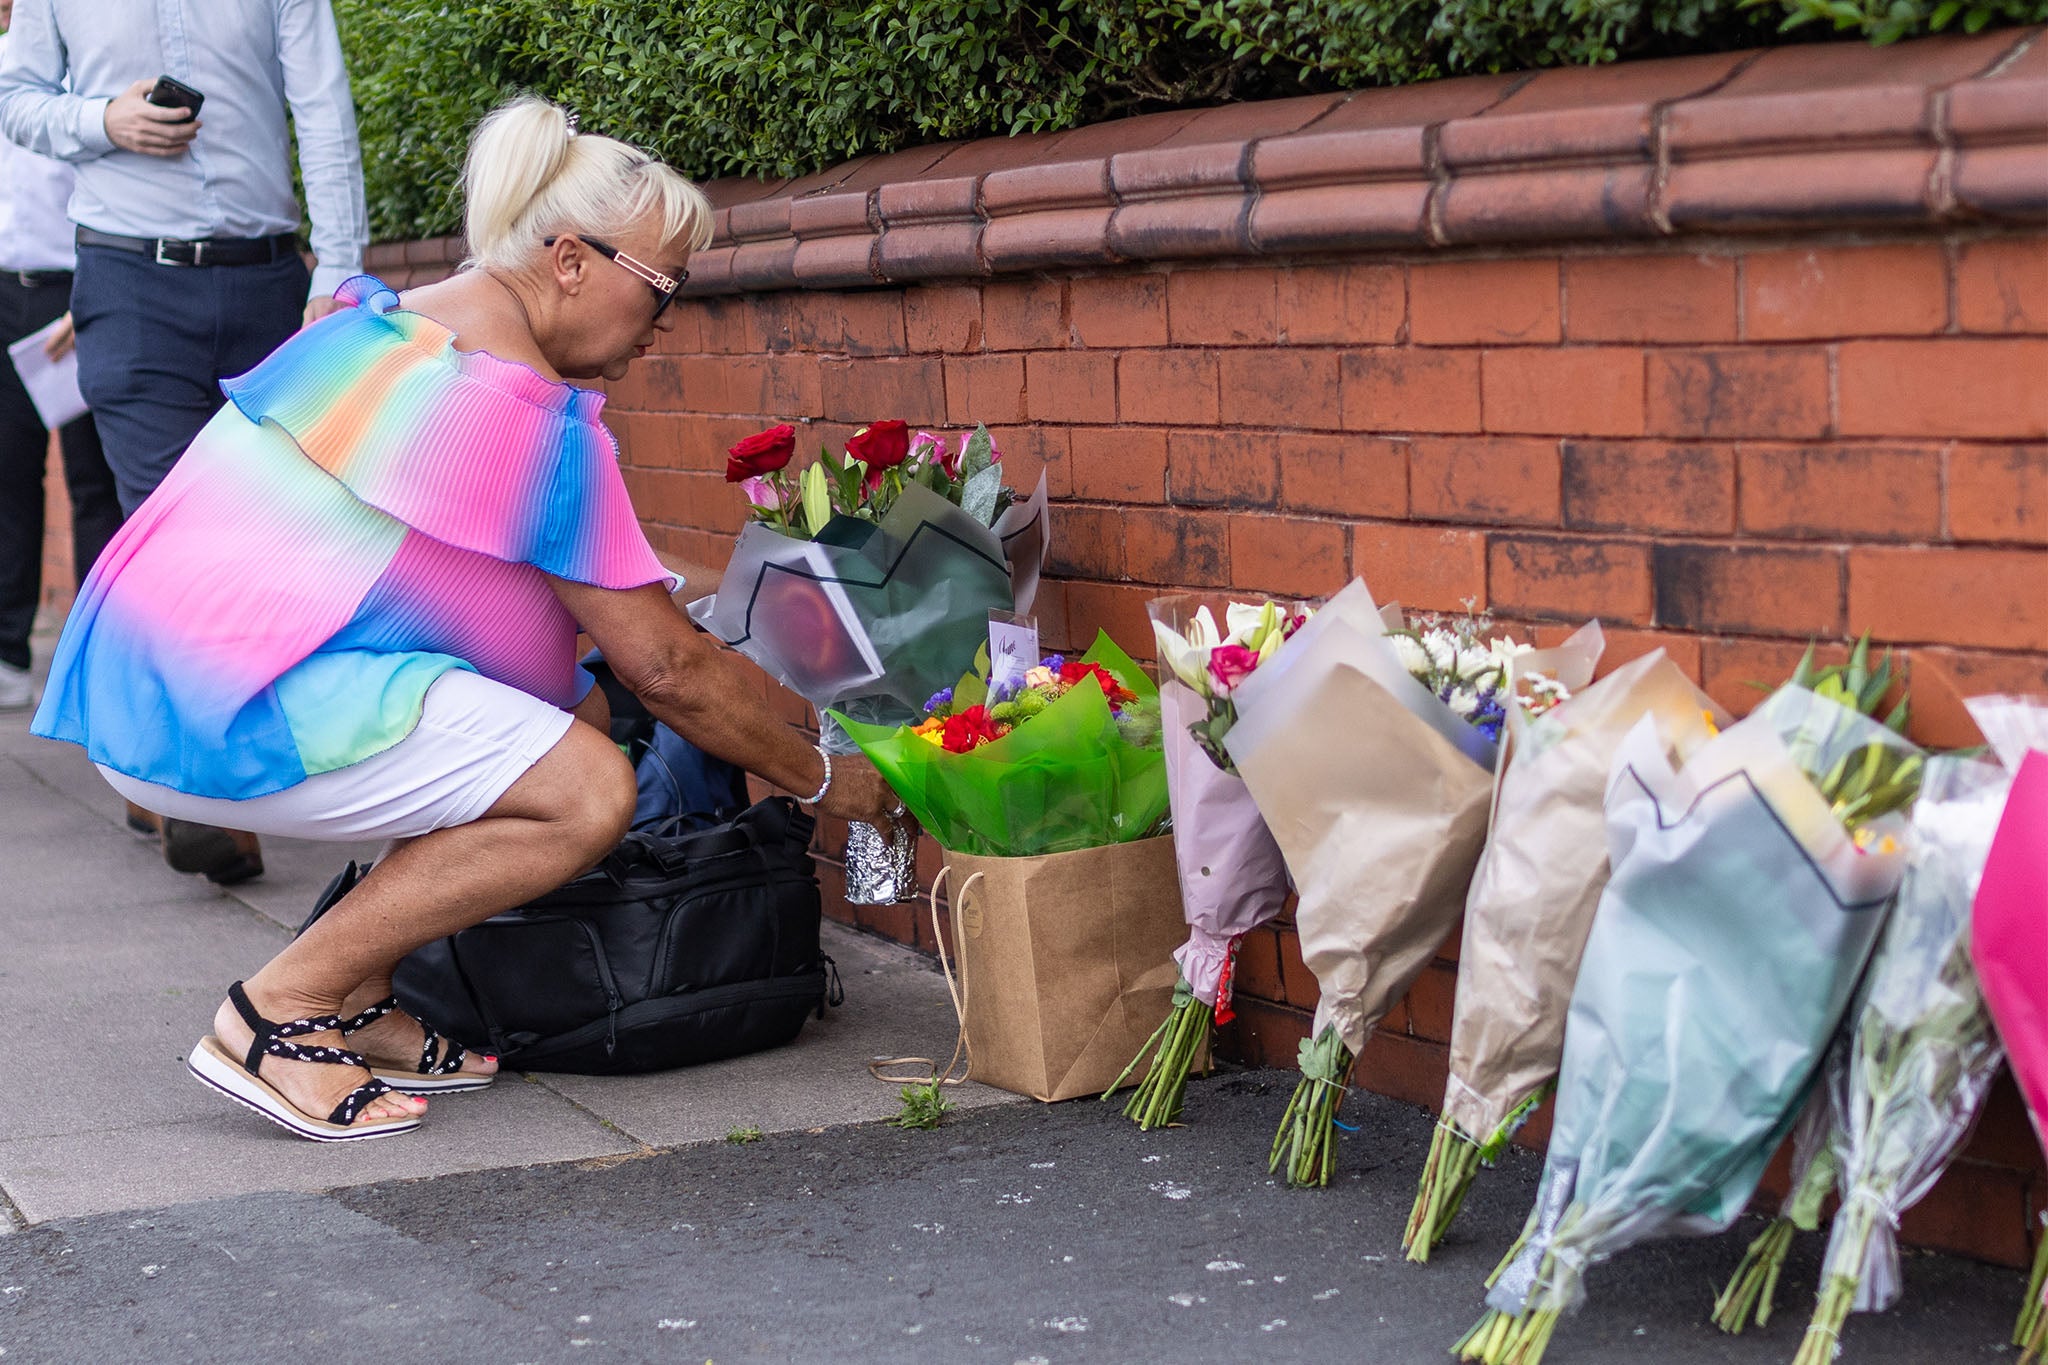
top-left (1207, 644), bottom-right (1261, 697)
top-left (740, 475), bottom-right (783, 511)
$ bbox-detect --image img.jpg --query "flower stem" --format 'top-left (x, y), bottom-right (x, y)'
top-left (2018, 1226), bottom-right (2048, 1360)
top-left (1110, 996), bottom-right (1212, 1130)
top-left (1405, 1118), bottom-right (1484, 1262)
top-left (1267, 1030), bottom-right (1352, 1188)
top-left (1711, 1217), bottom-right (1796, 1333)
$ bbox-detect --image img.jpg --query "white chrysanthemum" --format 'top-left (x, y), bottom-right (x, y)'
top-left (1423, 629), bottom-right (1457, 673)
top-left (1446, 687), bottom-right (1481, 718)
top-left (1454, 645), bottom-right (1497, 683)
top-left (1391, 634), bottom-right (1431, 681)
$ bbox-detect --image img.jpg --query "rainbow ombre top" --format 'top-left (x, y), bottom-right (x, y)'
top-left (33, 276), bottom-right (674, 799)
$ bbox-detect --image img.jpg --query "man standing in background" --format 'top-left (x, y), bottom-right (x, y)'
top-left (0, 0), bottom-right (120, 714)
top-left (0, 0), bottom-right (369, 882)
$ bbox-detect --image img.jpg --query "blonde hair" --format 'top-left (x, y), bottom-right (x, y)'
top-left (461, 96), bottom-right (714, 271)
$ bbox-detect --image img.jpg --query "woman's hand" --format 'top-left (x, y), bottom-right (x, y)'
top-left (814, 752), bottom-right (904, 830)
top-left (41, 313), bottom-right (75, 361)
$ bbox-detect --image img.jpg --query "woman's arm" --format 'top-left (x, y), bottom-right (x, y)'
top-left (547, 576), bottom-right (897, 827)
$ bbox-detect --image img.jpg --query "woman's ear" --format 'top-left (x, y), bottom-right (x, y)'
top-left (548, 235), bottom-right (584, 297)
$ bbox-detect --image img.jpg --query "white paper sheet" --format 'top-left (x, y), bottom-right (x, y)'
top-left (7, 318), bottom-right (86, 429)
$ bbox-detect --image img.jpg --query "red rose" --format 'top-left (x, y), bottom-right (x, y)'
top-left (941, 704), bottom-right (1005, 753)
top-left (846, 419), bottom-right (911, 471)
top-left (725, 424), bottom-right (797, 482)
top-left (1059, 660), bottom-right (1134, 707)
top-left (1206, 644), bottom-right (1261, 697)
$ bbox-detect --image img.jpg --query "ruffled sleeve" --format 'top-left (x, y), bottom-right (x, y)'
top-left (222, 276), bottom-right (676, 592)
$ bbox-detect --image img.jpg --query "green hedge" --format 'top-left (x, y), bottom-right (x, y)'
top-left (336, 0), bottom-right (2046, 242)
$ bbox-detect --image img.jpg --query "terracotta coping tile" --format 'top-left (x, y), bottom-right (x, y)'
top-left (1034, 107), bottom-right (1202, 160)
top-left (725, 197), bottom-right (792, 242)
top-left (981, 159), bottom-right (1114, 215)
top-left (1757, 29), bottom-right (2030, 93)
top-left (787, 190), bottom-right (874, 239)
top-left (497, 30), bottom-right (2048, 295)
top-left (1296, 71), bottom-right (1522, 132)
top-left (877, 176), bottom-right (980, 225)
top-left (1484, 48), bottom-right (1749, 115)
top-left (1251, 126), bottom-right (1430, 186)
top-left (1152, 92), bottom-right (1348, 147)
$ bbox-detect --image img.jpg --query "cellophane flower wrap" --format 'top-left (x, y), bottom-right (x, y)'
top-left (1965, 696), bottom-right (2048, 1357)
top-left (1149, 597), bottom-right (1309, 1008)
top-left (1406, 644), bottom-right (1723, 1261)
top-left (1224, 579), bottom-right (1558, 1185)
top-left (832, 631), bottom-right (1166, 859)
top-left (1104, 597), bottom-right (1305, 1130)
top-left (1783, 752), bottom-right (2015, 1365)
top-left (690, 425), bottom-right (1050, 746)
top-left (1463, 686), bottom-right (1918, 1365)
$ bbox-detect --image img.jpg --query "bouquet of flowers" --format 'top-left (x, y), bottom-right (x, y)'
top-left (1965, 696), bottom-right (2048, 1362)
top-left (834, 631), bottom-right (1167, 859)
top-left (690, 421), bottom-right (1050, 738)
top-left (1221, 580), bottom-right (1566, 1186)
top-left (1104, 598), bottom-right (1309, 1131)
top-left (1406, 645), bottom-right (1719, 1262)
top-left (1780, 751), bottom-right (2014, 1365)
top-left (1459, 682), bottom-right (1920, 1365)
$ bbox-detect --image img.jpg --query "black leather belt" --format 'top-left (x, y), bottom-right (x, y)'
top-left (76, 226), bottom-right (298, 267)
top-left (6, 269), bottom-right (72, 288)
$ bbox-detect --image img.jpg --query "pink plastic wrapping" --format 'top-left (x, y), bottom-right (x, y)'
top-left (1974, 747), bottom-right (2048, 1146)
top-left (1158, 681), bottom-right (1291, 1009)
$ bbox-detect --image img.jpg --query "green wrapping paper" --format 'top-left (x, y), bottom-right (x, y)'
top-left (834, 632), bottom-right (1168, 858)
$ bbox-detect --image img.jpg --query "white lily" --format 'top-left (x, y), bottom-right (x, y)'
top-left (1152, 608), bottom-right (1221, 696)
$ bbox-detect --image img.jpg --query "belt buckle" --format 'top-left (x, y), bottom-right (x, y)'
top-left (154, 238), bottom-right (198, 267)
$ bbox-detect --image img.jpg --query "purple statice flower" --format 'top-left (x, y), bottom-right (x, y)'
top-left (1043, 654), bottom-right (1066, 672)
top-left (1470, 688), bottom-right (1508, 744)
top-left (923, 686), bottom-right (955, 715)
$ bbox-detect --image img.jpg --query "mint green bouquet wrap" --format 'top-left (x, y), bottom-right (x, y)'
top-left (833, 632), bottom-right (1168, 859)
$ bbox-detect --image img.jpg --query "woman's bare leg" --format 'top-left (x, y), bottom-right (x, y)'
top-left (211, 717), bottom-right (637, 1125)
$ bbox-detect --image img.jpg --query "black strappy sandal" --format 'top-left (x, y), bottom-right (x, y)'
top-left (340, 996), bottom-right (495, 1095)
top-left (186, 982), bottom-right (422, 1142)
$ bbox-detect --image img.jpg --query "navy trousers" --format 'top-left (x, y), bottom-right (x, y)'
top-left (71, 245), bottom-right (309, 515)
top-left (0, 273), bottom-right (122, 670)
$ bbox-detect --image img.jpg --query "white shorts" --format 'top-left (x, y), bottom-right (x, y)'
top-left (99, 670), bottom-right (576, 842)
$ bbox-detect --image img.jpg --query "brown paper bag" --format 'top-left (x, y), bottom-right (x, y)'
top-left (943, 836), bottom-right (1188, 1102)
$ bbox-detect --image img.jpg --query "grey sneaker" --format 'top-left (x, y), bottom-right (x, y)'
top-left (0, 661), bottom-right (35, 712)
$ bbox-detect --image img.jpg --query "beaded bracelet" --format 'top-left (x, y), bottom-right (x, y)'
top-left (801, 743), bottom-right (832, 805)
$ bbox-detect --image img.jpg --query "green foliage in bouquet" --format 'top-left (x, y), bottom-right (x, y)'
top-left (834, 632), bottom-right (1167, 858)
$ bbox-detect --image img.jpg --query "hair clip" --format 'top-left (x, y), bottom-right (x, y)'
top-left (563, 108), bottom-right (581, 135)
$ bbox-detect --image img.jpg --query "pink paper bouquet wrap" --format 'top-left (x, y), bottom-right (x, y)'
top-left (1975, 748), bottom-right (2048, 1136)
top-left (1159, 681), bottom-right (1291, 1013)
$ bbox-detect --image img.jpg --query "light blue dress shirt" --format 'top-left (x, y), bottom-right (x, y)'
top-left (0, 0), bottom-right (368, 300)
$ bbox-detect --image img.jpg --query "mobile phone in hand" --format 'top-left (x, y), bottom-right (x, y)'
top-left (145, 75), bottom-right (204, 117)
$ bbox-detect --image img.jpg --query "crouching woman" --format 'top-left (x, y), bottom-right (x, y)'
top-left (32, 97), bottom-right (896, 1141)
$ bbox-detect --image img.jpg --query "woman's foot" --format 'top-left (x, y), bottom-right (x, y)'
top-left (209, 985), bottom-right (425, 1128)
top-left (340, 987), bottom-right (499, 1093)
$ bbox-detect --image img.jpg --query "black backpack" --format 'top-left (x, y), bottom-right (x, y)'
top-left (302, 796), bottom-right (841, 1075)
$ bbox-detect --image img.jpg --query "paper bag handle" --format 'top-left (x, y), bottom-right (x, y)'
top-left (868, 865), bottom-right (980, 1089)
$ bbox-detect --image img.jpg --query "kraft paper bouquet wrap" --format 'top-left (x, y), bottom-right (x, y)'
top-left (1781, 749), bottom-right (2017, 1365)
top-left (1106, 597), bottom-right (1306, 1130)
top-left (1459, 686), bottom-right (1918, 1365)
top-left (1405, 647), bottom-right (1723, 1261)
top-left (1966, 697), bottom-right (2048, 1360)
top-left (833, 631), bottom-right (1166, 859)
top-left (1223, 579), bottom-right (1565, 1186)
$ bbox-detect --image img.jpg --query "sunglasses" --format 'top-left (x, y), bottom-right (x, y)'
top-left (545, 234), bottom-right (686, 320)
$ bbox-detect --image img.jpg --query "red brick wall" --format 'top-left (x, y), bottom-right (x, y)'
top-left (586, 229), bottom-right (2048, 1267)
top-left (291, 29), bottom-right (2048, 1271)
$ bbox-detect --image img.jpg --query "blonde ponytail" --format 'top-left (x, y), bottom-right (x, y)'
top-left (460, 96), bottom-right (714, 272)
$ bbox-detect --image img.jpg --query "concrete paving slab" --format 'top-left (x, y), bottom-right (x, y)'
top-left (534, 922), bottom-right (1021, 1146)
top-left (0, 1075), bottom-right (639, 1225)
